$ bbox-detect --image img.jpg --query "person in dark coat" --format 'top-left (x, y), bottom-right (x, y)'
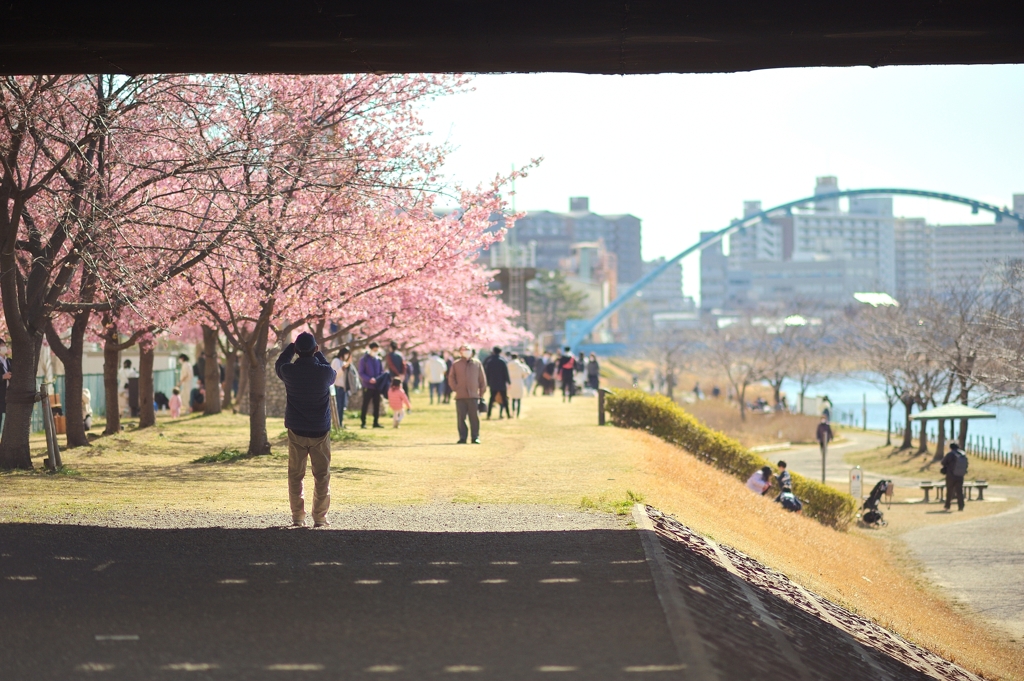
top-left (358, 342), bottom-right (385, 429)
top-left (557, 347), bottom-right (576, 402)
top-left (276, 332), bottom-right (337, 528)
top-left (483, 346), bottom-right (511, 419)
top-left (941, 442), bottom-right (969, 512)
top-left (815, 416), bottom-right (833, 483)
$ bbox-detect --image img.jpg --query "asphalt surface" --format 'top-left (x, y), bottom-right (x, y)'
top-left (903, 486), bottom-right (1024, 640)
top-left (783, 432), bottom-right (1024, 641)
top-left (0, 507), bottom-right (679, 681)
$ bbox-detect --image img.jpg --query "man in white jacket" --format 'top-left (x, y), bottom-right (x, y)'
top-left (424, 352), bottom-right (448, 404)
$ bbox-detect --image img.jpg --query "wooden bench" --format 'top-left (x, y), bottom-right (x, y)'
top-left (919, 480), bottom-right (989, 502)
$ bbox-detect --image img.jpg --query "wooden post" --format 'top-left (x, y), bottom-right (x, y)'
top-left (40, 384), bottom-right (62, 471)
top-left (598, 388), bottom-right (606, 426)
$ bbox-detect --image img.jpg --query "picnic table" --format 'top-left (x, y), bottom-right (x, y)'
top-left (919, 480), bottom-right (988, 502)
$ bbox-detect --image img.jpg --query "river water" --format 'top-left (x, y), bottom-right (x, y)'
top-left (779, 374), bottom-right (1024, 452)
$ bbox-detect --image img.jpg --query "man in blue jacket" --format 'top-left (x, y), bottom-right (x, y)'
top-left (276, 332), bottom-right (336, 528)
top-left (358, 342), bottom-right (386, 429)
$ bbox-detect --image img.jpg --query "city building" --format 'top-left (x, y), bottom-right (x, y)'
top-left (508, 197), bottom-right (643, 284)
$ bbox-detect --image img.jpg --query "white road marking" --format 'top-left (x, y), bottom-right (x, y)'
top-left (55, 555), bottom-right (86, 561)
top-left (412, 579), bottom-right (449, 585)
top-left (218, 579), bottom-right (247, 584)
top-left (266, 664), bottom-right (324, 671)
top-left (611, 560), bottom-right (645, 564)
top-left (277, 580), bottom-right (292, 584)
top-left (490, 561), bottom-right (518, 565)
top-left (445, 665), bottom-right (483, 672)
top-left (162, 663), bottom-right (220, 671)
top-left (624, 665), bottom-right (687, 672)
top-left (250, 562), bottom-right (276, 566)
top-left (550, 561), bottom-right (579, 565)
top-left (540, 578), bottom-right (579, 584)
top-left (355, 579), bottom-right (382, 585)
top-left (94, 635), bottom-right (138, 641)
top-left (93, 562), bottom-right (114, 572)
top-left (429, 561), bottom-right (461, 565)
top-left (688, 585), bottom-right (707, 595)
top-left (537, 666), bottom-right (578, 672)
top-left (374, 561), bottom-right (400, 566)
top-left (365, 665), bottom-right (403, 672)
top-left (75, 662), bottom-right (116, 672)
top-left (479, 579), bottom-right (508, 584)
top-left (6, 575), bottom-right (37, 581)
top-left (309, 561), bottom-right (343, 566)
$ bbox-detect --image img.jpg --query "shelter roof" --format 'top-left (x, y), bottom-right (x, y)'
top-left (910, 404), bottom-right (996, 420)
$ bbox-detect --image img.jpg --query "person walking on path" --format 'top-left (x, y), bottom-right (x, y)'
top-left (330, 346), bottom-right (360, 429)
top-left (276, 332), bottom-right (337, 528)
top-left (586, 353), bottom-right (600, 390)
top-left (424, 352), bottom-right (447, 404)
top-left (443, 351), bottom-right (454, 403)
top-left (388, 381), bottom-right (412, 428)
top-left (410, 350), bottom-right (422, 393)
top-left (816, 416), bottom-right (834, 483)
top-left (557, 347), bottom-right (576, 402)
top-left (0, 339), bottom-right (12, 432)
top-left (532, 353), bottom-right (547, 396)
top-left (507, 353), bottom-right (530, 418)
top-left (941, 442), bottom-right (969, 512)
top-left (449, 344), bottom-right (487, 444)
top-left (483, 346), bottom-right (511, 419)
top-left (385, 341), bottom-right (407, 392)
top-left (176, 354), bottom-right (194, 410)
top-left (358, 342), bottom-right (386, 429)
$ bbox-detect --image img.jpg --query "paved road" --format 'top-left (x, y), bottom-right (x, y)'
top-left (782, 432), bottom-right (1024, 641)
top-left (902, 486), bottom-right (1024, 640)
top-left (0, 506), bottom-right (678, 681)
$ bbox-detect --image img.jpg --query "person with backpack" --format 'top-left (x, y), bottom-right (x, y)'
top-left (483, 346), bottom-right (511, 419)
top-left (941, 441), bottom-right (969, 512)
top-left (557, 347), bottom-right (576, 403)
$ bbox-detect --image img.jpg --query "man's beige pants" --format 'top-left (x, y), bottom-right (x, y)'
top-left (287, 430), bottom-right (331, 524)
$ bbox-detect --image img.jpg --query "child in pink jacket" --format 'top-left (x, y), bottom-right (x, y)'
top-left (388, 382), bottom-right (411, 428)
top-left (169, 388), bottom-right (182, 418)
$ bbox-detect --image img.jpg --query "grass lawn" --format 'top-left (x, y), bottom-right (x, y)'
top-left (1, 392), bottom-right (1022, 679)
top-left (847, 441), bottom-right (1024, 487)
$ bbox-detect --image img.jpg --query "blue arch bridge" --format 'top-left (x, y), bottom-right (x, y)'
top-left (565, 188), bottom-right (1024, 353)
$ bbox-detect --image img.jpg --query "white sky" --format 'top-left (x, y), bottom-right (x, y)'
top-left (419, 66), bottom-right (1024, 299)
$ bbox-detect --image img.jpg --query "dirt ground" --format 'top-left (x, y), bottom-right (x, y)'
top-left (2, 393), bottom-right (1023, 679)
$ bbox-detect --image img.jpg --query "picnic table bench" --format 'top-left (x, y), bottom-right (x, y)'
top-left (919, 480), bottom-right (988, 502)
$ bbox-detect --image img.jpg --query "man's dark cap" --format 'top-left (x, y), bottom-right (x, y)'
top-left (950, 442), bottom-right (960, 450)
top-left (295, 332), bottom-right (317, 353)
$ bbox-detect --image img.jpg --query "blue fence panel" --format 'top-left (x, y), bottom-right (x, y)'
top-left (29, 368), bottom-right (180, 432)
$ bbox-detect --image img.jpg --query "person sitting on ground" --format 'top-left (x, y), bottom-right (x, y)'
top-left (388, 381), bottom-right (412, 428)
top-left (775, 460), bottom-right (791, 490)
top-left (776, 485), bottom-right (803, 513)
top-left (745, 466), bottom-right (773, 495)
top-left (190, 378), bottom-right (206, 412)
top-left (276, 332), bottom-right (337, 528)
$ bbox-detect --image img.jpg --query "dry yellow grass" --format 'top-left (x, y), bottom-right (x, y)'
top-left (1, 395), bottom-right (1021, 678)
top-left (847, 441), bottom-right (1024, 486)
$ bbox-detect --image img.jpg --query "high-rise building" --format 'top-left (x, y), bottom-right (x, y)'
top-left (701, 178), bottom-right (1024, 310)
top-left (508, 197), bottom-right (643, 284)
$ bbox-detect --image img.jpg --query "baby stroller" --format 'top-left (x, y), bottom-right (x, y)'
top-left (859, 479), bottom-right (892, 527)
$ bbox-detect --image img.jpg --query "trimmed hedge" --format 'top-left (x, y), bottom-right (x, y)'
top-left (605, 390), bottom-right (857, 530)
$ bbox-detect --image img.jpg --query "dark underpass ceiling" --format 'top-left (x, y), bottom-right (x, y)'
top-left (1, 1), bottom-right (1022, 75)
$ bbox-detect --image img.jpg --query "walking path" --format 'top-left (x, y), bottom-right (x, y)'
top-left (781, 430), bottom-right (1024, 641)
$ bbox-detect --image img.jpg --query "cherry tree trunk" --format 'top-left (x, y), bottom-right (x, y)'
top-left (138, 343), bottom-right (155, 429)
top-left (45, 315), bottom-right (90, 449)
top-left (934, 418), bottom-right (946, 462)
top-left (102, 323), bottom-right (121, 435)
top-left (247, 323), bottom-right (271, 456)
top-left (917, 417), bottom-right (929, 454)
top-left (223, 350), bottom-right (237, 411)
top-left (202, 325), bottom-right (222, 415)
top-left (0, 336), bottom-right (43, 470)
